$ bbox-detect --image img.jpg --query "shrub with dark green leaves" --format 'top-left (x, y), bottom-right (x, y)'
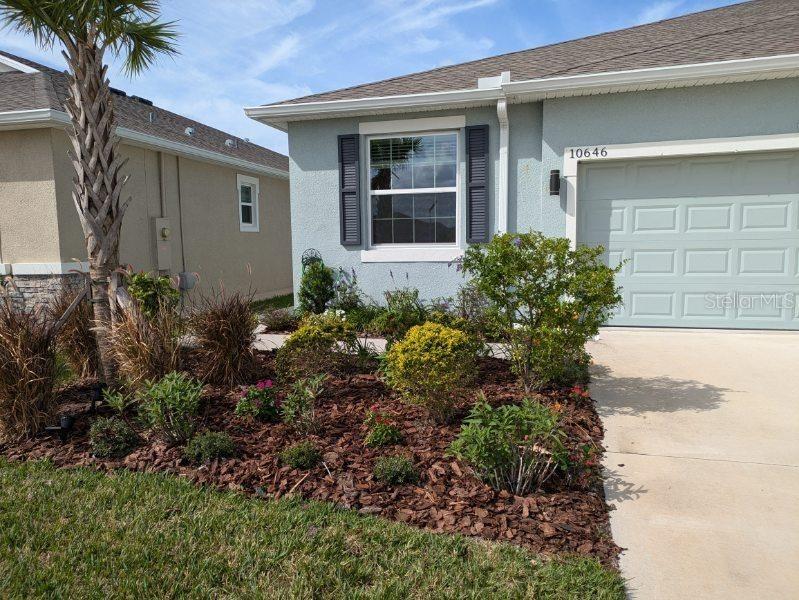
top-left (364, 409), bottom-right (403, 448)
top-left (88, 416), bottom-right (138, 458)
top-left (383, 322), bottom-right (477, 422)
top-left (184, 431), bottom-right (235, 464)
top-left (298, 261), bottom-right (335, 314)
top-left (448, 396), bottom-right (568, 495)
top-left (371, 287), bottom-right (427, 345)
top-left (279, 440), bottom-right (321, 470)
top-left (126, 270), bottom-right (180, 318)
top-left (138, 372), bottom-right (203, 444)
top-left (373, 455), bottom-right (418, 486)
top-left (461, 232), bottom-right (622, 390)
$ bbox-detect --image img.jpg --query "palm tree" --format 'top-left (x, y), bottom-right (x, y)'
top-left (0, 1), bottom-right (178, 384)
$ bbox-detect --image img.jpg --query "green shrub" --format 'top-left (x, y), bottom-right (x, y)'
top-left (373, 455), bottom-right (418, 486)
top-left (235, 379), bottom-right (280, 422)
top-left (448, 396), bottom-right (568, 495)
top-left (371, 287), bottom-right (427, 345)
top-left (89, 416), bottom-right (138, 458)
top-left (330, 268), bottom-right (364, 312)
top-left (383, 322), bottom-right (476, 422)
top-left (461, 232), bottom-right (622, 390)
top-left (364, 409), bottom-right (403, 447)
top-left (298, 261), bottom-right (335, 314)
top-left (279, 440), bottom-right (321, 470)
top-left (126, 270), bottom-right (180, 318)
top-left (184, 431), bottom-right (235, 464)
top-left (138, 372), bottom-right (203, 444)
top-left (189, 289), bottom-right (257, 386)
top-left (428, 282), bottom-right (495, 348)
top-left (280, 374), bottom-right (326, 434)
top-left (275, 311), bottom-right (355, 379)
top-left (260, 307), bottom-right (299, 333)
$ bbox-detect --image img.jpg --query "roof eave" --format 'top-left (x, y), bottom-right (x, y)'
top-left (0, 108), bottom-right (288, 179)
top-left (246, 53), bottom-right (799, 128)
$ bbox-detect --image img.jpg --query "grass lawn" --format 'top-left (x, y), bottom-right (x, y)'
top-left (251, 293), bottom-right (294, 313)
top-left (0, 460), bottom-right (624, 599)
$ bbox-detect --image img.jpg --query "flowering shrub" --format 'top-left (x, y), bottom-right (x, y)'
top-left (448, 396), bottom-right (568, 495)
top-left (568, 385), bottom-right (591, 403)
top-left (235, 379), bottom-right (280, 422)
top-left (363, 407), bottom-right (403, 447)
top-left (461, 232), bottom-right (622, 390)
top-left (281, 374), bottom-right (326, 434)
top-left (383, 322), bottom-right (476, 422)
top-left (371, 287), bottom-right (428, 345)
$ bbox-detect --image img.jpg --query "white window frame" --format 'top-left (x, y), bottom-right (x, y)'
top-left (237, 174), bottom-right (260, 232)
top-left (363, 129), bottom-right (461, 262)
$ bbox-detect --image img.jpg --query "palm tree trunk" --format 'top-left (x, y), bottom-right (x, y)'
top-left (61, 29), bottom-right (131, 386)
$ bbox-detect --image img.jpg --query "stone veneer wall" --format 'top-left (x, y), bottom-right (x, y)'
top-left (2, 273), bottom-right (83, 311)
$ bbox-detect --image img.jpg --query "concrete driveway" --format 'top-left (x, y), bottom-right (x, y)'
top-left (589, 329), bottom-right (799, 600)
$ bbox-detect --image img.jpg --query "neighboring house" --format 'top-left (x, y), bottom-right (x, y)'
top-left (247, 0), bottom-right (799, 330)
top-left (0, 51), bottom-right (292, 307)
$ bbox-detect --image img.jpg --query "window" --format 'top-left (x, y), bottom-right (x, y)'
top-left (237, 174), bottom-right (259, 232)
top-left (369, 132), bottom-right (457, 246)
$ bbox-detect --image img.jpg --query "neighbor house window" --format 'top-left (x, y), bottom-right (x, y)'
top-left (369, 132), bottom-right (457, 245)
top-left (237, 174), bottom-right (259, 232)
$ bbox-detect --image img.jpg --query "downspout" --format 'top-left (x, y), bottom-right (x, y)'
top-left (496, 71), bottom-right (511, 234)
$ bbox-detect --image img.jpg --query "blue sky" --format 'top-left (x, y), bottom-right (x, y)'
top-left (1, 0), bottom-right (740, 154)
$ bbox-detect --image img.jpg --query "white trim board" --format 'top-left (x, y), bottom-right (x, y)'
top-left (562, 132), bottom-right (799, 246)
top-left (0, 109), bottom-right (288, 180)
top-left (0, 54), bottom-right (38, 74)
top-left (359, 115), bottom-right (465, 135)
top-left (8, 262), bottom-right (89, 275)
top-left (360, 247), bottom-right (463, 263)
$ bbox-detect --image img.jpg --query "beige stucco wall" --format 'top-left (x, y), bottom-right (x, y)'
top-left (5, 127), bottom-right (291, 299)
top-left (0, 128), bottom-right (61, 264)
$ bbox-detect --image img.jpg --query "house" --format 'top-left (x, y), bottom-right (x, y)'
top-left (246, 0), bottom-right (799, 330)
top-left (0, 51), bottom-right (292, 307)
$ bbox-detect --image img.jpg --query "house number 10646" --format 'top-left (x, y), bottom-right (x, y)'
top-left (568, 147), bottom-right (608, 159)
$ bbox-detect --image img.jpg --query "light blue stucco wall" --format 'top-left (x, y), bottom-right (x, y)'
top-left (287, 77), bottom-right (799, 302)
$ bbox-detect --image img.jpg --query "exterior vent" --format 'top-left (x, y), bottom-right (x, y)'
top-left (131, 95), bottom-right (153, 106)
top-left (225, 138), bottom-right (237, 148)
top-left (184, 127), bottom-right (195, 137)
top-left (148, 111), bottom-right (155, 123)
top-left (109, 87), bottom-right (127, 97)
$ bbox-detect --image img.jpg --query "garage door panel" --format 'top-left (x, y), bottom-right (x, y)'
top-left (578, 150), bottom-right (799, 330)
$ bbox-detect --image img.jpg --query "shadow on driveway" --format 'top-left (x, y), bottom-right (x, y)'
top-left (590, 364), bottom-right (732, 416)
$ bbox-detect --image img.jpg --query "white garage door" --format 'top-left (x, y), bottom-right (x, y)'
top-left (578, 150), bottom-right (799, 329)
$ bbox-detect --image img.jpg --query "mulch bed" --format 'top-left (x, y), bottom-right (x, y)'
top-left (1, 352), bottom-right (620, 567)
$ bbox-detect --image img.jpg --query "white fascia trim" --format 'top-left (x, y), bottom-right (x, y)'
top-left (0, 263), bottom-right (11, 276)
top-left (0, 55), bottom-right (38, 74)
top-left (359, 115), bottom-right (465, 135)
top-left (503, 53), bottom-right (799, 99)
top-left (10, 262), bottom-right (89, 275)
top-left (0, 109), bottom-right (288, 180)
top-left (245, 88), bottom-right (501, 126)
top-left (246, 53), bottom-right (799, 126)
top-left (563, 132), bottom-right (799, 247)
top-left (360, 247), bottom-right (463, 263)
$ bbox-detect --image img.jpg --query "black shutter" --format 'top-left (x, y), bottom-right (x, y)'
top-left (338, 134), bottom-right (361, 246)
top-left (465, 125), bottom-right (489, 243)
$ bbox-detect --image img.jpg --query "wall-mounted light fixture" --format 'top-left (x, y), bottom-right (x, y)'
top-left (549, 170), bottom-right (561, 196)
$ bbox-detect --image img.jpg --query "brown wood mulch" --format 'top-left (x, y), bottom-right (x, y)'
top-left (0, 353), bottom-right (621, 567)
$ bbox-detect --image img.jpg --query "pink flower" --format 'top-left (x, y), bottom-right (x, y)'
top-left (256, 379), bottom-right (273, 390)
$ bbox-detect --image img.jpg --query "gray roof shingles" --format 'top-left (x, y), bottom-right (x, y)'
top-left (0, 51), bottom-right (288, 173)
top-left (270, 0), bottom-right (799, 106)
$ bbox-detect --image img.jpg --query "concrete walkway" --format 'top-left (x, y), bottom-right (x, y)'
top-left (589, 329), bottom-right (799, 600)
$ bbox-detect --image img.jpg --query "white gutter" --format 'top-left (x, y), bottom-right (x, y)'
top-left (246, 53), bottom-right (799, 127)
top-left (495, 72), bottom-right (510, 234)
top-left (0, 109), bottom-right (289, 180)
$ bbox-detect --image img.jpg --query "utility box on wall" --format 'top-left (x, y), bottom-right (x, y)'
top-left (153, 217), bottom-right (172, 272)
